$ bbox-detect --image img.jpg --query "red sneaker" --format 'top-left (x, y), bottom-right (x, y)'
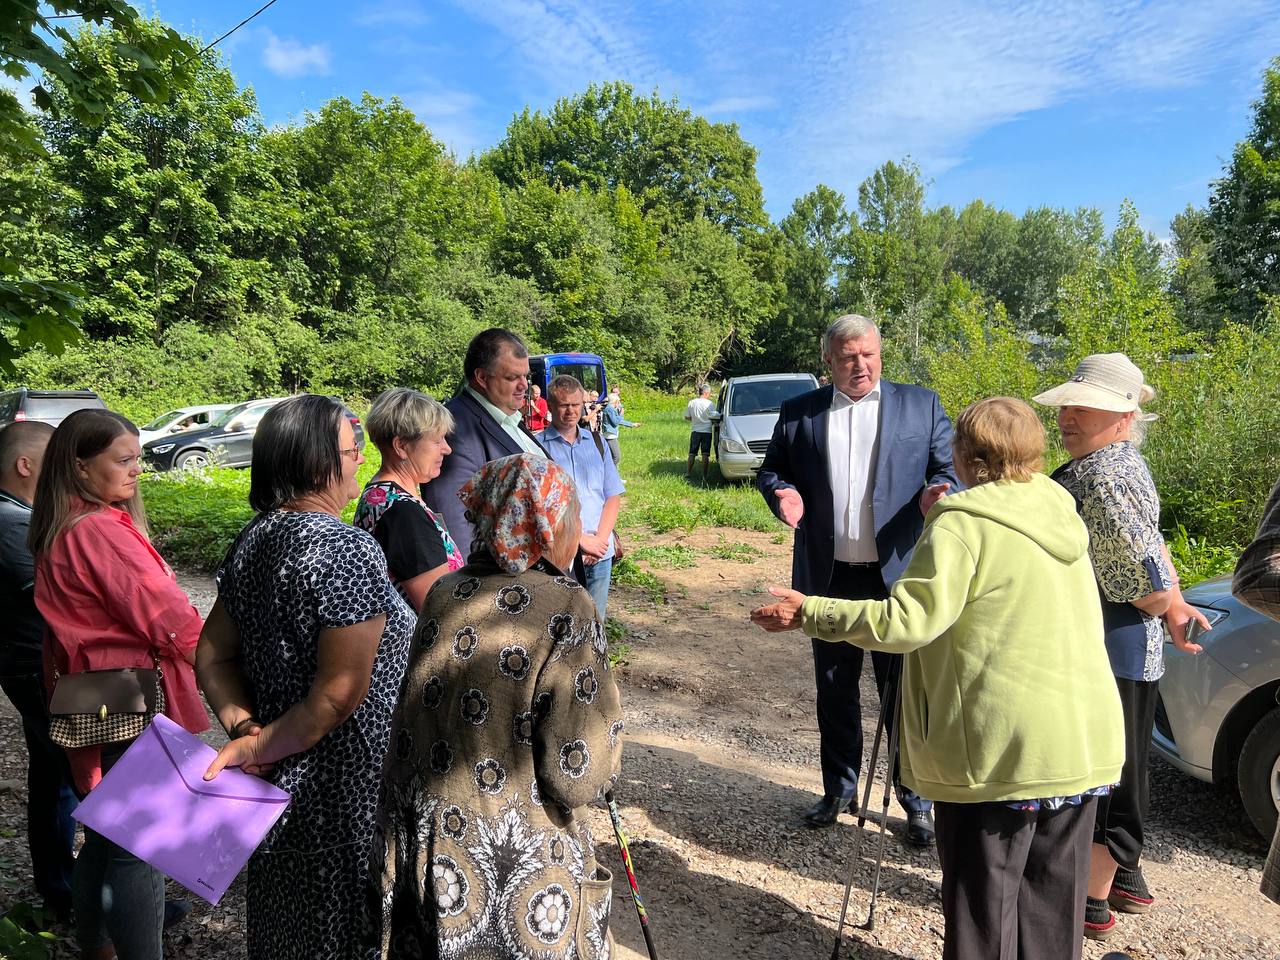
top-left (1109, 866), bottom-right (1154, 914)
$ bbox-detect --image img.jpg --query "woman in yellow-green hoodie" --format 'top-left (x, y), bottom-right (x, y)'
top-left (752, 397), bottom-right (1124, 960)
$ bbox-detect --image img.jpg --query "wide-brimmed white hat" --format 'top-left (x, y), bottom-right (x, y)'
top-left (1032, 353), bottom-right (1156, 415)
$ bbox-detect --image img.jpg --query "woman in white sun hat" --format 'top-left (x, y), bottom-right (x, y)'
top-left (1033, 353), bottom-right (1210, 942)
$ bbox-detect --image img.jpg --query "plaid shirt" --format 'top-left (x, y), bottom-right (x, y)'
top-left (1233, 475), bottom-right (1280, 620)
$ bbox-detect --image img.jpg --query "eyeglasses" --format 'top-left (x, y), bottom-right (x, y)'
top-left (337, 446), bottom-right (361, 461)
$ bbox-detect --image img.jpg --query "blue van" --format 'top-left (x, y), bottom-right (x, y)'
top-left (528, 353), bottom-right (609, 402)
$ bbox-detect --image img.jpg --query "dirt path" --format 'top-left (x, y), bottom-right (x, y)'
top-left (1, 526), bottom-right (1277, 958)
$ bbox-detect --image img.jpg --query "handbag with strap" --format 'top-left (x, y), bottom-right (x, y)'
top-left (49, 660), bottom-right (165, 749)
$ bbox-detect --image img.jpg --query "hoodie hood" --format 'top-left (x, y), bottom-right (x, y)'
top-left (929, 472), bottom-right (1087, 564)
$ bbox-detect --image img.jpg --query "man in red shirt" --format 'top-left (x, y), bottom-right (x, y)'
top-left (525, 384), bottom-right (550, 432)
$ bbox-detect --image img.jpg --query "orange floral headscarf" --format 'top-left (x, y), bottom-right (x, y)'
top-left (458, 454), bottom-right (578, 574)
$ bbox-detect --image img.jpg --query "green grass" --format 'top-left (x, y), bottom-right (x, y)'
top-left (143, 447), bottom-right (383, 570)
top-left (612, 390), bottom-right (779, 535)
top-left (706, 536), bottom-right (766, 563)
top-left (610, 555), bottom-right (667, 603)
top-left (629, 543), bottom-right (699, 569)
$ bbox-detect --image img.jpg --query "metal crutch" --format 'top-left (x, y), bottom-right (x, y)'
top-left (830, 656), bottom-right (905, 958)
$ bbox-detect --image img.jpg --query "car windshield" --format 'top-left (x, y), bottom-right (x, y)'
top-left (729, 380), bottom-right (813, 416)
top-left (142, 410), bottom-right (184, 431)
top-left (212, 403), bottom-right (251, 427)
top-left (550, 362), bottom-right (603, 397)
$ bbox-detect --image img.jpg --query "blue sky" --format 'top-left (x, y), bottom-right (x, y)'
top-left (141, 0), bottom-right (1280, 235)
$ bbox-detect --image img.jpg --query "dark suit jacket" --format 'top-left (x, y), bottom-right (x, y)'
top-left (756, 381), bottom-right (958, 595)
top-left (422, 390), bottom-right (548, 555)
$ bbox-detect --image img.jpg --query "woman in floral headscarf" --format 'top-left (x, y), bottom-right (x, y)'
top-left (370, 454), bottom-right (624, 960)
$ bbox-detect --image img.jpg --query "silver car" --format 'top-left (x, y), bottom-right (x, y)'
top-left (712, 373), bottom-right (819, 481)
top-left (1153, 573), bottom-right (1280, 839)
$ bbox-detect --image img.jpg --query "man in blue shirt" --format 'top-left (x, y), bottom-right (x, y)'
top-left (541, 375), bottom-right (625, 619)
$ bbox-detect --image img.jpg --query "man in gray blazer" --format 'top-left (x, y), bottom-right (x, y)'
top-left (757, 314), bottom-right (957, 841)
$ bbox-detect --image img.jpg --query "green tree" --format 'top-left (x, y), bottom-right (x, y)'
top-left (842, 159), bottom-right (947, 322)
top-left (485, 81), bottom-right (767, 234)
top-left (1207, 56), bottom-right (1280, 322)
top-left (1168, 204), bottom-right (1220, 335)
top-left (39, 29), bottom-right (266, 340)
top-left (0, 5), bottom-right (196, 367)
top-left (745, 184), bottom-right (851, 373)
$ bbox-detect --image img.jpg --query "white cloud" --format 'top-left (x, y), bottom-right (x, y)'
top-left (261, 30), bottom-right (332, 78)
top-left (354, 2), bottom-right (429, 28)
top-left (752, 0), bottom-right (1280, 207)
top-left (402, 88), bottom-right (487, 157)
top-left (699, 95), bottom-right (777, 117)
top-left (445, 0), bottom-right (1280, 212)
top-left (450, 0), bottom-right (674, 95)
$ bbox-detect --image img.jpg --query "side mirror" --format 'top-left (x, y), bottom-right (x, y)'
top-left (709, 412), bottom-right (722, 423)
top-left (226, 420), bottom-right (243, 431)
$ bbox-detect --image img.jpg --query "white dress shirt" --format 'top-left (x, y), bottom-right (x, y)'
top-left (466, 386), bottom-right (543, 456)
top-left (827, 384), bottom-right (881, 563)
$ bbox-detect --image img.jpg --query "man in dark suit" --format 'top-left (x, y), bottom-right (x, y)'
top-left (757, 314), bottom-right (957, 842)
top-left (423, 328), bottom-right (549, 552)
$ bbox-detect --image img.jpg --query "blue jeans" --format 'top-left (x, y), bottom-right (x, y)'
top-left (74, 742), bottom-right (165, 959)
top-left (0, 671), bottom-right (77, 911)
top-left (583, 556), bottom-right (613, 620)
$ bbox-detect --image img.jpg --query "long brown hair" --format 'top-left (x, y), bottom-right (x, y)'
top-left (28, 409), bottom-right (148, 557)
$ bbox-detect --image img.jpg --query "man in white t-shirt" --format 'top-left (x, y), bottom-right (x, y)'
top-left (684, 383), bottom-right (717, 482)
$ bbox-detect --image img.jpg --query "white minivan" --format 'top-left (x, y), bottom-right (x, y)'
top-left (712, 373), bottom-right (819, 481)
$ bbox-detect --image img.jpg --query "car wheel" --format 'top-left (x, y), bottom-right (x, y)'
top-left (175, 449), bottom-right (211, 471)
top-left (1237, 705), bottom-right (1280, 840)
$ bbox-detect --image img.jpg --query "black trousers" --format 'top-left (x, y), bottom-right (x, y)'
top-left (935, 798), bottom-right (1096, 960)
top-left (1093, 676), bottom-right (1158, 870)
top-left (0, 671), bottom-right (76, 909)
top-left (810, 563), bottom-right (929, 813)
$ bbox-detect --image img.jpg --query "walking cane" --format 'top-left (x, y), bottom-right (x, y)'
top-left (604, 789), bottom-right (659, 960)
top-left (830, 657), bottom-right (904, 959)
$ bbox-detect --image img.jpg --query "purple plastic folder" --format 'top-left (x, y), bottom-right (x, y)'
top-left (73, 713), bottom-right (290, 904)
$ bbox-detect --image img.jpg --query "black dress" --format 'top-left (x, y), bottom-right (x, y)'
top-left (218, 510), bottom-right (414, 960)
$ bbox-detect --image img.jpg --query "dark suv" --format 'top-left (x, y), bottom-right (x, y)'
top-left (143, 397), bottom-right (366, 472)
top-left (0, 388), bottom-right (107, 427)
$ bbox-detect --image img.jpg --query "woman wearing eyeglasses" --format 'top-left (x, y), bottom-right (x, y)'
top-left (196, 394), bottom-right (415, 960)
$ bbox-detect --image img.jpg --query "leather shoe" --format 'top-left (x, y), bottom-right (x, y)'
top-left (905, 808), bottom-right (936, 846)
top-left (802, 795), bottom-right (850, 827)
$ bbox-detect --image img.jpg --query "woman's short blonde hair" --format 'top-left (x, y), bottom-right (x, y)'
top-left (953, 397), bottom-right (1044, 485)
top-left (366, 388), bottom-right (454, 451)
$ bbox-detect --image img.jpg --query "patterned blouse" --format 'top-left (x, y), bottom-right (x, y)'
top-left (1052, 441), bottom-right (1174, 682)
top-left (354, 480), bottom-right (464, 604)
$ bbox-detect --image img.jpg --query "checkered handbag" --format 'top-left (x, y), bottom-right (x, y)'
top-left (48, 661), bottom-right (165, 749)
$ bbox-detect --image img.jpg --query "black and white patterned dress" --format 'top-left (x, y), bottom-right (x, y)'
top-left (218, 511), bottom-right (414, 960)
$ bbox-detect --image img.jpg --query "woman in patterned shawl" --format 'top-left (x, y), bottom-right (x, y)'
top-left (1034, 354), bottom-right (1209, 941)
top-left (372, 453), bottom-right (624, 960)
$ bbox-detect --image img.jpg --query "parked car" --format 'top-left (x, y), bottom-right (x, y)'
top-left (1153, 573), bottom-right (1280, 839)
top-left (0, 388), bottom-right (106, 427)
top-left (711, 373), bottom-right (820, 481)
top-left (143, 398), bottom-right (288, 471)
top-left (143, 397), bottom-right (365, 472)
top-left (138, 404), bottom-right (234, 446)
top-left (528, 353), bottom-right (608, 403)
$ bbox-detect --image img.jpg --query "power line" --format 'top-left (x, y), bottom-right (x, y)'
top-left (183, 0), bottom-right (282, 66)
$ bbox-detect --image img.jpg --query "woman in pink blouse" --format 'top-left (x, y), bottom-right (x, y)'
top-left (30, 409), bottom-right (207, 960)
